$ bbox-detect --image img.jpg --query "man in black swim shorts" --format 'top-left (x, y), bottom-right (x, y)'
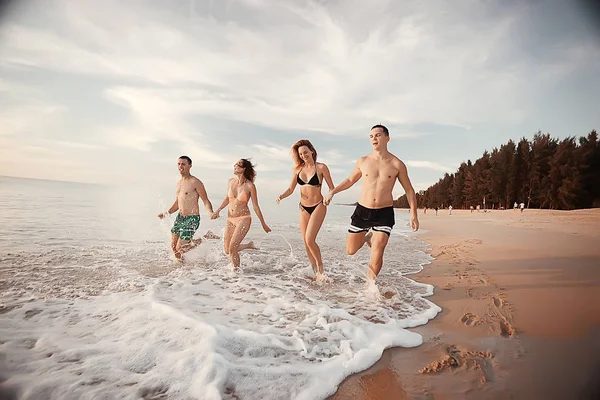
top-left (324, 125), bottom-right (419, 280)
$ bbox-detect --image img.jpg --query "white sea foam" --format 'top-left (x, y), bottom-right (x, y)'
top-left (0, 178), bottom-right (441, 399)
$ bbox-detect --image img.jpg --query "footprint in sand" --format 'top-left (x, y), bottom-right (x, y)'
top-left (461, 313), bottom-right (479, 326)
top-left (493, 296), bottom-right (503, 307)
top-left (490, 295), bottom-right (517, 337)
top-left (500, 320), bottom-right (516, 337)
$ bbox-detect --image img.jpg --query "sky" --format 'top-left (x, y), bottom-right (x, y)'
top-left (1, 0), bottom-right (599, 202)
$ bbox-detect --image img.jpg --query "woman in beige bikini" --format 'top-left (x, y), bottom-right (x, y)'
top-left (212, 159), bottom-right (271, 270)
top-left (276, 140), bottom-right (334, 276)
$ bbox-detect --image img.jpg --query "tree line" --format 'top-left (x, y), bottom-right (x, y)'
top-left (394, 130), bottom-right (600, 210)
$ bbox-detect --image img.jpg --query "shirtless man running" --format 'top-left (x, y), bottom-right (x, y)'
top-left (324, 125), bottom-right (419, 280)
top-left (158, 156), bottom-right (217, 261)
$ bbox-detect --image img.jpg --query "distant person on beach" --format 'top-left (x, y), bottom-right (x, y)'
top-left (470, 205), bottom-right (474, 213)
top-left (276, 139), bottom-right (334, 277)
top-left (435, 206), bottom-right (439, 216)
top-left (449, 205), bottom-right (453, 215)
top-left (514, 202), bottom-right (518, 211)
top-left (323, 125), bottom-right (419, 281)
top-left (158, 156), bottom-right (218, 261)
top-left (211, 159), bottom-right (271, 270)
top-left (520, 202), bottom-right (525, 213)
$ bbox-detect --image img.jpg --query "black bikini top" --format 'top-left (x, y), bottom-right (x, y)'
top-left (297, 170), bottom-right (321, 186)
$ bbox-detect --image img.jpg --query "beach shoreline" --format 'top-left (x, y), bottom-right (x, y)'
top-left (331, 208), bottom-right (600, 400)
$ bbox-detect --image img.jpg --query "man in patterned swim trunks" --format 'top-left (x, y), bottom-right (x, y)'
top-left (324, 125), bottom-right (419, 280)
top-left (158, 156), bottom-right (218, 261)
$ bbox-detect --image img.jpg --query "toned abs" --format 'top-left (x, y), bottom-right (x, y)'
top-left (357, 156), bottom-right (400, 209)
top-left (177, 178), bottom-right (201, 216)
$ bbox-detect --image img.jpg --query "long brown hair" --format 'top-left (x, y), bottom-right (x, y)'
top-left (290, 139), bottom-right (317, 169)
top-left (238, 158), bottom-right (256, 182)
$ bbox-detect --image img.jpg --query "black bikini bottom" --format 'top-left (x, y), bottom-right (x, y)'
top-left (299, 201), bottom-right (323, 215)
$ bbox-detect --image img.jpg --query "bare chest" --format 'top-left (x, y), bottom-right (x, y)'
top-left (178, 182), bottom-right (198, 198)
top-left (361, 161), bottom-right (398, 183)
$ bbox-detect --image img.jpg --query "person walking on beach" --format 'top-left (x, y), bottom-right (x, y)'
top-left (158, 156), bottom-right (217, 261)
top-left (276, 139), bottom-right (335, 277)
top-left (323, 125), bottom-right (419, 281)
top-left (211, 159), bottom-right (271, 270)
top-left (449, 205), bottom-right (453, 215)
top-left (435, 206), bottom-right (439, 216)
top-left (520, 202), bottom-right (525, 213)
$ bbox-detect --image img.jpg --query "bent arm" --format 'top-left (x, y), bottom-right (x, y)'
top-left (158, 197), bottom-right (179, 219)
top-left (277, 170), bottom-right (299, 201)
top-left (167, 199), bottom-right (178, 214)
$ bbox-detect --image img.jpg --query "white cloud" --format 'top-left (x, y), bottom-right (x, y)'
top-left (251, 144), bottom-right (290, 162)
top-left (3, 0), bottom-right (588, 136)
top-left (405, 160), bottom-right (454, 173)
top-left (0, 0), bottom-right (597, 188)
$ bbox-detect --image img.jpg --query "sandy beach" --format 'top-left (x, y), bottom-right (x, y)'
top-left (332, 208), bottom-right (600, 400)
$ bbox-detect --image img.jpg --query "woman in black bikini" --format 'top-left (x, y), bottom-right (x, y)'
top-left (276, 140), bottom-right (334, 276)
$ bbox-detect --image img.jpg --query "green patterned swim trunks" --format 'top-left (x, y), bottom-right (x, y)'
top-left (170, 214), bottom-right (200, 241)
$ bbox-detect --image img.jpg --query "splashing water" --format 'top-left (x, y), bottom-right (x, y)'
top-left (0, 177), bottom-right (441, 399)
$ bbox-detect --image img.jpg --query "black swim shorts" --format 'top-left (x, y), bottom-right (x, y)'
top-left (348, 203), bottom-right (395, 236)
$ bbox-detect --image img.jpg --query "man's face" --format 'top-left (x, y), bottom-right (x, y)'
top-left (369, 127), bottom-right (389, 149)
top-left (177, 158), bottom-right (191, 174)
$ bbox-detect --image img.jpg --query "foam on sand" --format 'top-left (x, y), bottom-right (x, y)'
top-left (0, 234), bottom-right (440, 399)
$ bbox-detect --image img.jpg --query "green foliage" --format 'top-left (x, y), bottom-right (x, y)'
top-left (397, 130), bottom-right (600, 210)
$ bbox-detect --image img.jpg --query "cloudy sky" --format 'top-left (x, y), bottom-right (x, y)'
top-left (1, 0), bottom-right (598, 202)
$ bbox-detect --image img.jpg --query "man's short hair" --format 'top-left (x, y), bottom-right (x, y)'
top-left (371, 124), bottom-right (389, 137)
top-left (179, 155), bottom-right (192, 165)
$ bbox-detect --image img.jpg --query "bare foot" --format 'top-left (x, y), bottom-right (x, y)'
top-left (190, 238), bottom-right (203, 247)
top-left (203, 231), bottom-right (220, 240)
top-left (241, 241), bottom-right (258, 251)
top-left (365, 232), bottom-right (373, 248)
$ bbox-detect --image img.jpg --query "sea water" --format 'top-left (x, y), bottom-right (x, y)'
top-left (0, 176), bottom-right (440, 399)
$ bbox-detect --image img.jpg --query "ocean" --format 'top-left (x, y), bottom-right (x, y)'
top-left (0, 176), bottom-right (440, 400)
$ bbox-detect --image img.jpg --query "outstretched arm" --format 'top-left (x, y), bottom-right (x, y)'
top-left (250, 183), bottom-right (271, 233)
top-left (397, 160), bottom-right (419, 231)
top-left (323, 159), bottom-right (362, 205)
top-left (197, 181), bottom-right (214, 215)
top-left (211, 181), bottom-right (230, 219)
top-left (276, 169), bottom-right (299, 204)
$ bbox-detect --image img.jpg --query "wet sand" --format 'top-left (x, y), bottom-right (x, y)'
top-left (331, 208), bottom-right (600, 400)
